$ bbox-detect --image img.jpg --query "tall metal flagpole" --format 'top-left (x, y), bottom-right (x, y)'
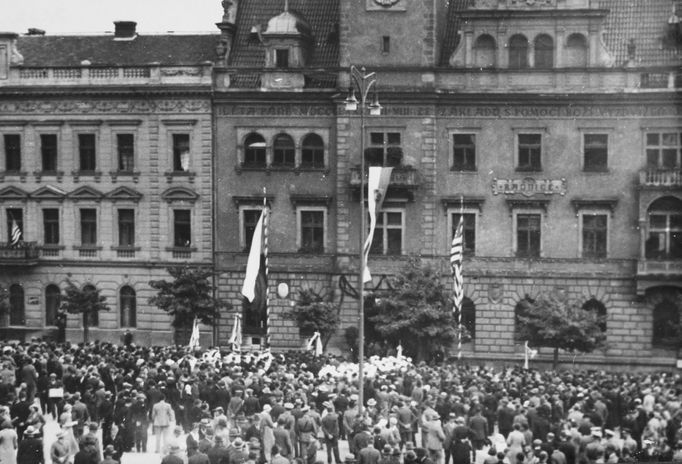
top-left (345, 65), bottom-right (380, 414)
top-left (263, 187), bottom-right (270, 348)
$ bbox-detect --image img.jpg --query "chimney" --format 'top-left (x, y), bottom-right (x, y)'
top-left (113, 21), bottom-right (137, 39)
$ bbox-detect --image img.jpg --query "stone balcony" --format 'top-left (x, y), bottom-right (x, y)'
top-left (639, 169), bottom-right (682, 189)
top-left (1, 63), bottom-right (214, 87)
top-left (0, 242), bottom-right (40, 265)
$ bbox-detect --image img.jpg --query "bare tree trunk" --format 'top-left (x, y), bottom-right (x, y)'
top-left (83, 321), bottom-right (89, 343)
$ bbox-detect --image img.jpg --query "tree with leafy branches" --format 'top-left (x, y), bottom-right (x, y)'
top-left (148, 265), bottom-right (229, 344)
top-left (515, 293), bottom-right (607, 369)
top-left (60, 279), bottom-right (109, 343)
top-left (366, 257), bottom-right (457, 361)
top-left (283, 287), bottom-right (340, 351)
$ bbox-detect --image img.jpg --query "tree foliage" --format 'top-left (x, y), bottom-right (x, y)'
top-left (366, 257), bottom-right (457, 361)
top-left (283, 287), bottom-right (340, 349)
top-left (148, 265), bottom-right (229, 328)
top-left (516, 293), bottom-right (607, 367)
top-left (60, 279), bottom-right (109, 342)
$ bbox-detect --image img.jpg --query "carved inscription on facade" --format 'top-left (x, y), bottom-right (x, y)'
top-left (492, 177), bottom-right (567, 196)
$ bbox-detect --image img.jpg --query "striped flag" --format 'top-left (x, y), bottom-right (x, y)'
top-left (10, 219), bottom-right (21, 246)
top-left (450, 215), bottom-right (464, 359)
top-left (228, 313), bottom-right (242, 351)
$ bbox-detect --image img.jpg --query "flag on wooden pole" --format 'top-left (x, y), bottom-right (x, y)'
top-left (450, 215), bottom-right (464, 359)
top-left (363, 166), bottom-right (392, 283)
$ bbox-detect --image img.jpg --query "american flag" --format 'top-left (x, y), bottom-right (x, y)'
top-left (450, 215), bottom-right (464, 359)
top-left (10, 219), bottom-right (21, 246)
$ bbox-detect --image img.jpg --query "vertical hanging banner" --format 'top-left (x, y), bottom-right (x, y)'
top-left (363, 166), bottom-right (393, 283)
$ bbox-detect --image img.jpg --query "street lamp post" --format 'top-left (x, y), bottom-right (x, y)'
top-left (344, 65), bottom-right (381, 414)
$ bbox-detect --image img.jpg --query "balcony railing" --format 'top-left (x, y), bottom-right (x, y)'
top-left (0, 242), bottom-right (40, 265)
top-left (637, 259), bottom-right (682, 276)
top-left (639, 169), bottom-right (682, 188)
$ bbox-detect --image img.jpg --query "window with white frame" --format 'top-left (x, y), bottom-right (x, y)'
top-left (449, 210), bottom-right (477, 256)
top-left (514, 211), bottom-right (542, 258)
top-left (297, 207), bottom-right (326, 253)
top-left (240, 207), bottom-right (263, 250)
top-left (3, 134), bottom-right (21, 172)
top-left (369, 209), bottom-right (404, 255)
top-left (646, 131), bottom-right (681, 169)
top-left (517, 133), bottom-right (542, 171)
top-left (583, 133), bottom-right (608, 172)
top-left (580, 212), bottom-right (608, 259)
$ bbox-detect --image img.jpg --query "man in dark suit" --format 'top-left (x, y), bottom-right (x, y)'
top-left (274, 416), bottom-right (295, 459)
top-left (321, 402), bottom-right (341, 464)
top-left (359, 440), bottom-right (382, 464)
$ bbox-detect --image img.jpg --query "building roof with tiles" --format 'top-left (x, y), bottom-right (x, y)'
top-left (439, 0), bottom-right (682, 67)
top-left (15, 33), bottom-right (221, 67)
top-left (226, 0), bottom-right (339, 88)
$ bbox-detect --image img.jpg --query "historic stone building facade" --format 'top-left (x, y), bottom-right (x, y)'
top-left (215, 0), bottom-right (682, 368)
top-left (0, 23), bottom-right (219, 344)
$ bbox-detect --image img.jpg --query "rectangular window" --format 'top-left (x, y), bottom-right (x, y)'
top-left (381, 36), bottom-right (390, 53)
top-left (78, 133), bottom-right (97, 171)
top-left (370, 210), bottom-right (403, 255)
top-left (451, 212), bottom-right (476, 255)
top-left (173, 209), bottom-right (191, 248)
top-left (172, 133), bottom-right (190, 172)
top-left (40, 134), bottom-right (58, 171)
top-left (242, 209), bottom-right (261, 249)
top-left (517, 133), bottom-right (541, 171)
top-left (452, 134), bottom-right (476, 171)
top-left (80, 209), bottom-right (97, 246)
top-left (118, 209), bottom-right (135, 247)
top-left (117, 133), bottom-right (135, 171)
top-left (516, 213), bottom-right (541, 258)
top-left (4, 134), bottom-right (21, 171)
top-left (583, 134), bottom-right (608, 171)
top-left (300, 210), bottom-right (325, 252)
top-left (275, 49), bottom-right (289, 68)
top-left (6, 208), bottom-right (23, 244)
top-left (43, 209), bottom-right (60, 245)
top-left (646, 132), bottom-right (681, 169)
top-left (582, 213), bottom-right (607, 258)
top-left (367, 131), bottom-right (402, 167)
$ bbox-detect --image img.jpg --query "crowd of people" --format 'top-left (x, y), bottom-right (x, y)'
top-left (0, 339), bottom-right (680, 464)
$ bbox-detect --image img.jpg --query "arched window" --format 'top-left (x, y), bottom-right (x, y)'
top-left (9, 284), bottom-right (24, 326)
top-left (457, 297), bottom-right (476, 339)
top-left (514, 295), bottom-right (535, 340)
top-left (582, 298), bottom-right (607, 332)
top-left (243, 133), bottom-right (266, 167)
top-left (652, 299), bottom-right (680, 346)
top-left (565, 33), bottom-right (588, 67)
top-left (474, 34), bottom-right (496, 68)
top-left (509, 35), bottom-right (529, 69)
top-left (82, 284), bottom-right (99, 327)
top-left (645, 196), bottom-right (682, 260)
top-left (272, 133), bottom-right (295, 167)
top-left (534, 34), bottom-right (554, 68)
top-left (45, 284), bottom-right (61, 326)
top-left (301, 134), bottom-right (325, 168)
top-left (120, 285), bottom-right (136, 328)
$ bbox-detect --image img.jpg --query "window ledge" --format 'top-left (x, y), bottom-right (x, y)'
top-left (33, 170), bottom-right (65, 181)
top-left (72, 170), bottom-right (103, 182)
top-left (111, 246), bottom-right (141, 251)
top-left (41, 244), bottom-right (65, 250)
top-left (0, 171), bottom-right (28, 181)
top-left (450, 167), bottom-right (477, 173)
top-left (515, 167), bottom-right (542, 173)
top-left (165, 246), bottom-right (198, 252)
top-left (109, 171), bottom-right (141, 183)
top-left (269, 165), bottom-right (296, 171)
top-left (582, 168), bottom-right (610, 174)
top-left (297, 166), bottom-right (328, 173)
top-left (164, 171), bottom-right (196, 183)
top-left (73, 245), bottom-right (103, 251)
top-left (298, 248), bottom-right (326, 254)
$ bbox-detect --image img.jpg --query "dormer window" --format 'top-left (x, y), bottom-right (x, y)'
top-left (276, 49), bottom-right (290, 68)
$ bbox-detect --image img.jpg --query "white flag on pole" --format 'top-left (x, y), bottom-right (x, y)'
top-left (363, 166), bottom-right (393, 283)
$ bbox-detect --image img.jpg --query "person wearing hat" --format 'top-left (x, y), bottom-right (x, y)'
top-left (101, 444), bottom-right (119, 464)
top-left (271, 444), bottom-right (290, 464)
top-left (321, 401), bottom-right (341, 464)
top-left (161, 444), bottom-right (184, 464)
top-left (274, 415), bottom-right (295, 460)
top-left (296, 404), bottom-right (317, 460)
top-left (228, 437), bottom-right (249, 464)
top-left (207, 434), bottom-right (231, 464)
top-left (17, 426), bottom-right (42, 464)
top-left (423, 411), bottom-right (445, 464)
